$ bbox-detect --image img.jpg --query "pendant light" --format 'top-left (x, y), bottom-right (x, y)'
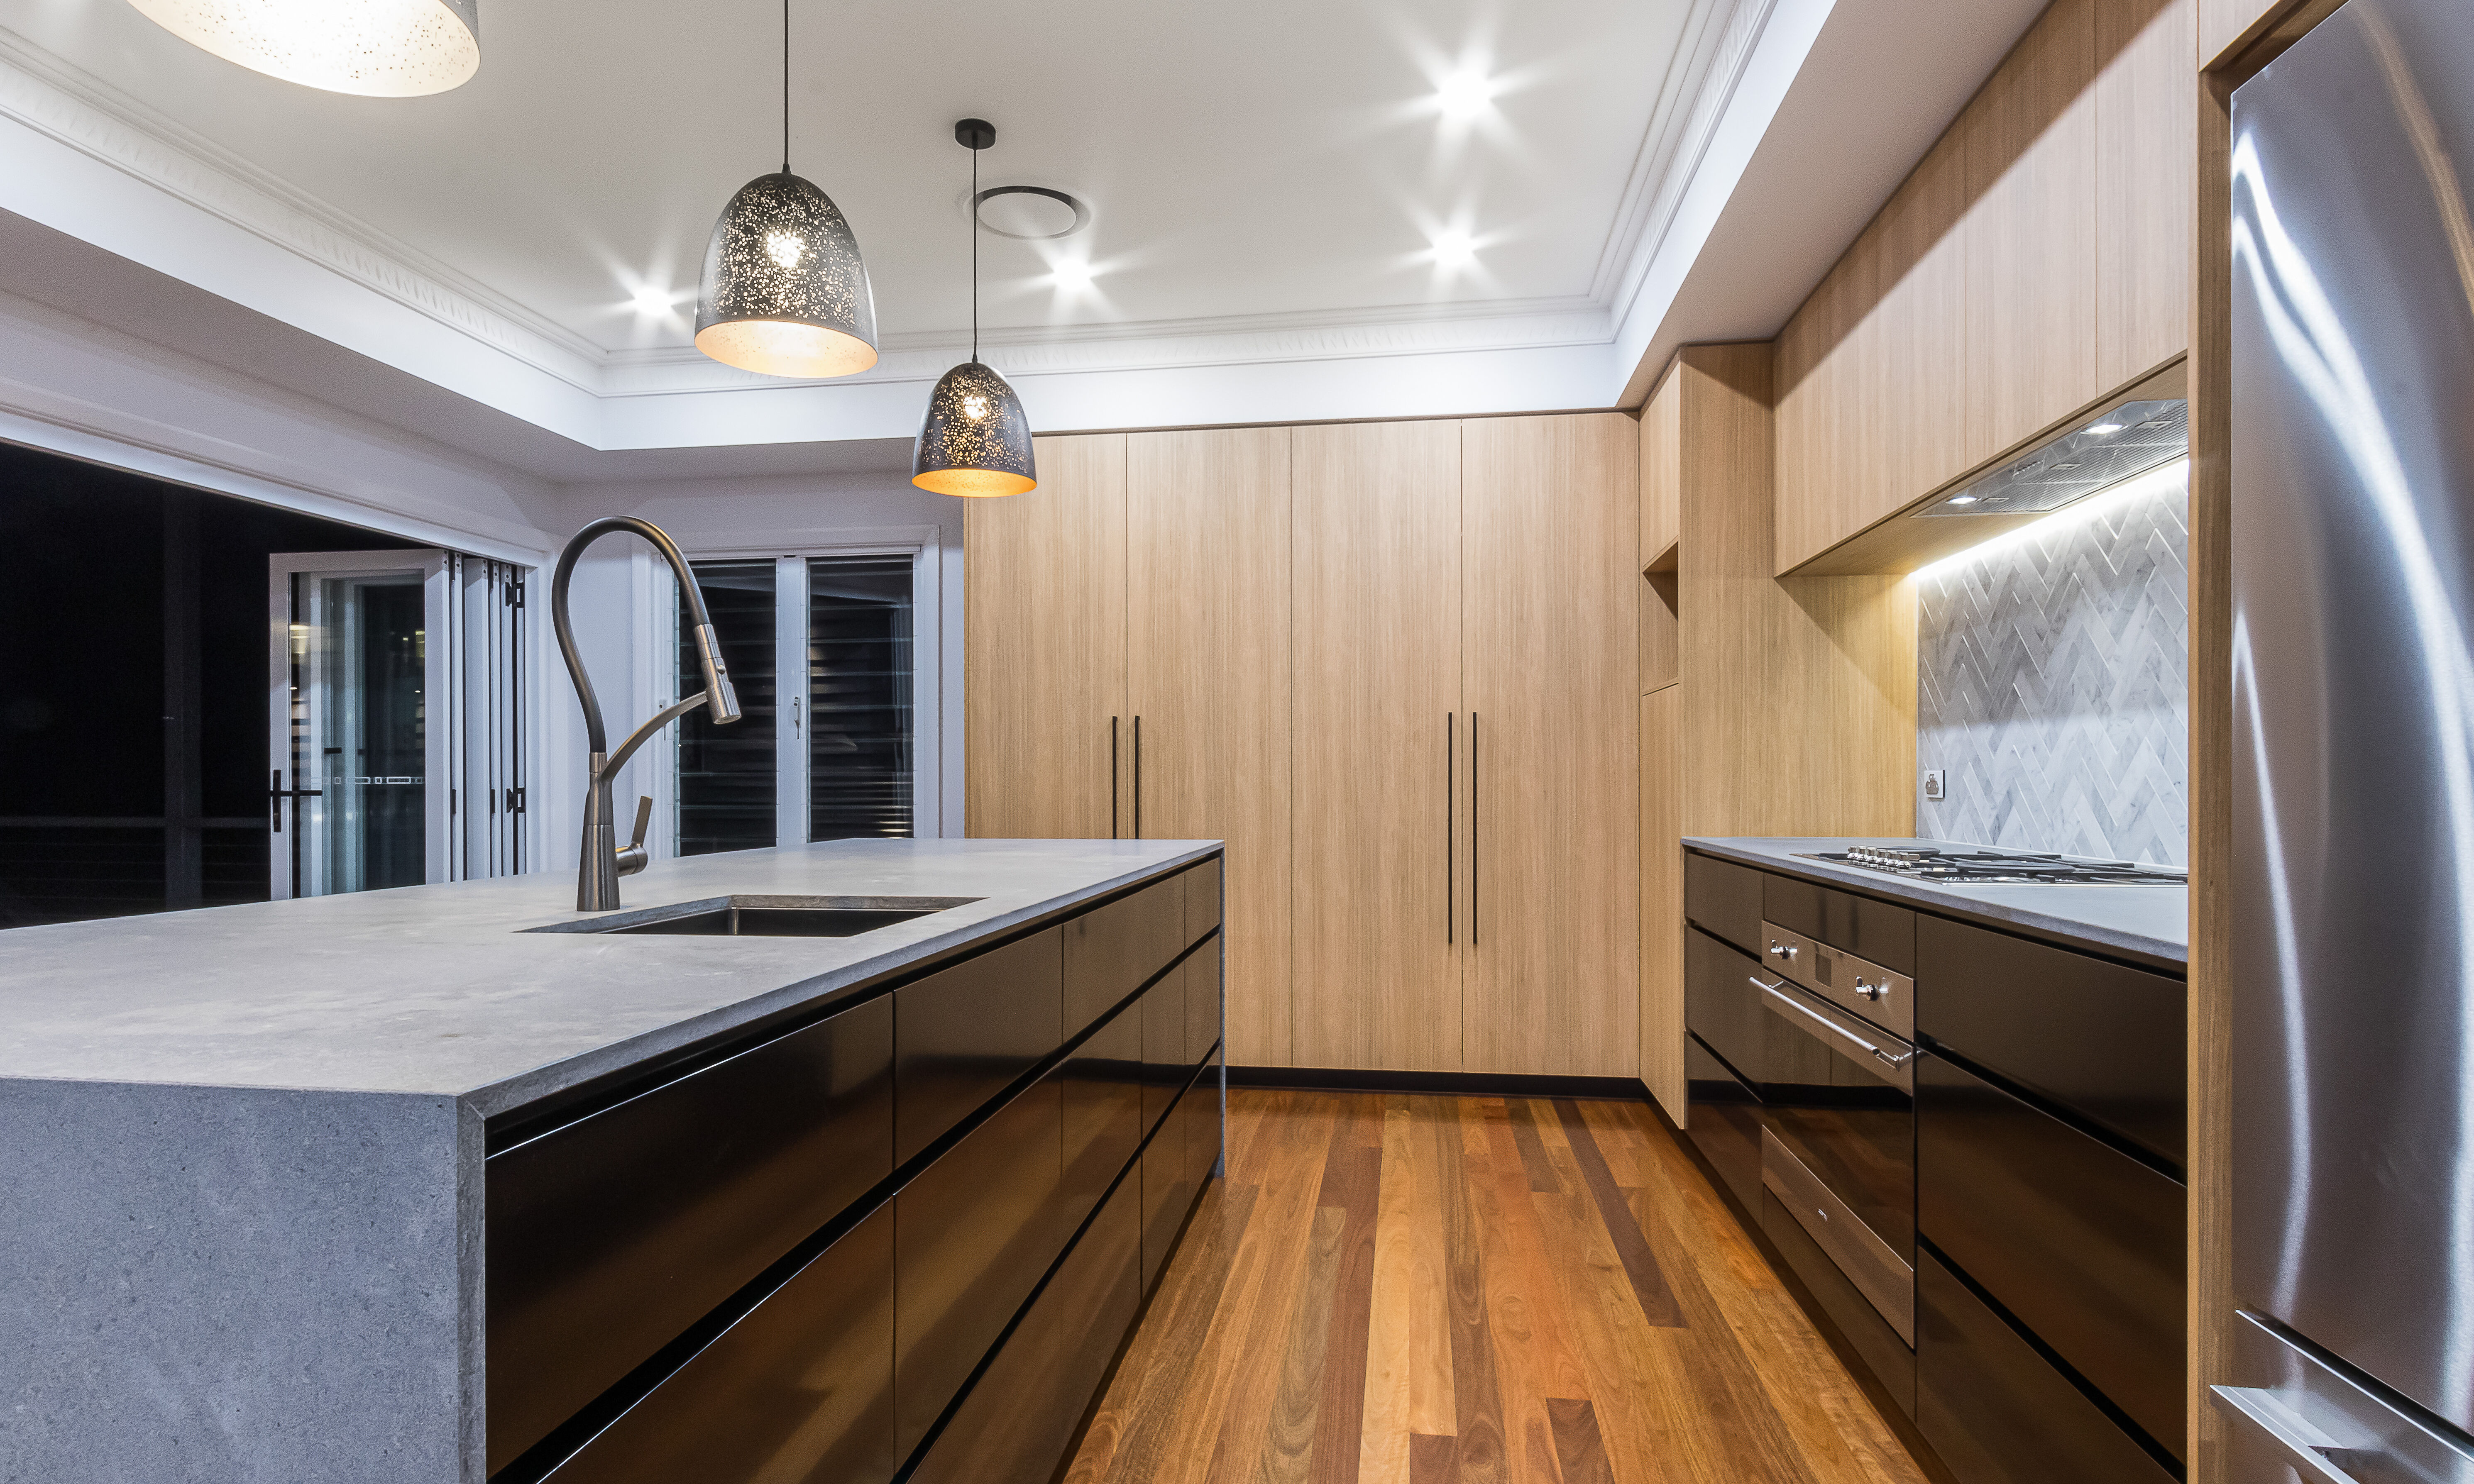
top-left (127, 0), bottom-right (479, 96)
top-left (694, 0), bottom-right (878, 379)
top-left (913, 119), bottom-right (1037, 498)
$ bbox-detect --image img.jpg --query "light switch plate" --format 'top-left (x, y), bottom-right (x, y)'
top-left (1922, 769), bottom-right (1946, 802)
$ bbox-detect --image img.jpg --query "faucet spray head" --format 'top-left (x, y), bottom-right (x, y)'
top-left (692, 623), bottom-right (743, 724)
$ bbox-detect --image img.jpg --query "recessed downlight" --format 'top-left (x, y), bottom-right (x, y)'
top-left (1436, 71), bottom-right (1495, 120)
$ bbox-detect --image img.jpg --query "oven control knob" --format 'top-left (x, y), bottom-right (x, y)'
top-left (1855, 976), bottom-right (1887, 1001)
top-left (1770, 943), bottom-right (1797, 961)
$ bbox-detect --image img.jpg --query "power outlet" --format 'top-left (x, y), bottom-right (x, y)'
top-left (1922, 769), bottom-right (1947, 803)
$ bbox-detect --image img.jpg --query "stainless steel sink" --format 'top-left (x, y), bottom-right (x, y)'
top-left (529, 895), bottom-right (980, 937)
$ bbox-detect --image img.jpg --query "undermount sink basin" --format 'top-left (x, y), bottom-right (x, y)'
top-left (530, 895), bottom-right (981, 938)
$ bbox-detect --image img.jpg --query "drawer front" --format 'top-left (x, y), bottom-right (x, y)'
top-left (909, 1170), bottom-right (1143, 1484)
top-left (1763, 1190), bottom-right (1916, 1421)
top-left (1062, 1003), bottom-right (1144, 1219)
top-left (1142, 958), bottom-right (1189, 1136)
top-left (1685, 852), bottom-right (1764, 956)
top-left (895, 1076), bottom-right (1067, 1456)
top-left (1063, 879), bottom-right (1184, 1039)
top-left (1184, 857), bottom-right (1223, 944)
top-left (1917, 1252), bottom-right (2178, 1484)
top-left (895, 928), bottom-right (1064, 1166)
top-left (1186, 1044), bottom-right (1224, 1191)
top-left (1763, 1128), bottom-right (1914, 1343)
top-left (1916, 914), bottom-right (2185, 1165)
top-left (1764, 875), bottom-right (1916, 973)
top-left (1919, 1055), bottom-right (2186, 1458)
top-left (1685, 925), bottom-right (1767, 1081)
top-left (1684, 1033), bottom-right (1763, 1215)
top-left (1185, 939), bottom-right (1223, 1066)
top-left (1141, 1077), bottom-right (1197, 1292)
top-left (487, 995), bottom-right (894, 1472)
top-left (540, 1202), bottom-right (896, 1484)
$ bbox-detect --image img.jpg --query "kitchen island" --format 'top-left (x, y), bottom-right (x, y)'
top-left (0, 838), bottom-right (1226, 1484)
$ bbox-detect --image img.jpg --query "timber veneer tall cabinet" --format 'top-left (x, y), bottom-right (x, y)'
top-left (967, 415), bottom-right (1638, 1076)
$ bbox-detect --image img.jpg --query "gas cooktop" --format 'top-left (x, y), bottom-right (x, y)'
top-left (1797, 846), bottom-right (2188, 886)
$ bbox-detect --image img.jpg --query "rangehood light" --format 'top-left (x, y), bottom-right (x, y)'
top-left (2086, 421), bottom-right (2126, 434)
top-left (129, 0), bottom-right (479, 95)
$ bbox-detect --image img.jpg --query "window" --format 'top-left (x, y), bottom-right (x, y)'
top-left (671, 553), bottom-right (919, 854)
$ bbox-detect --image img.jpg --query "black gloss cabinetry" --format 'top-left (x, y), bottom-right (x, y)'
top-left (489, 855), bottom-right (1226, 1484)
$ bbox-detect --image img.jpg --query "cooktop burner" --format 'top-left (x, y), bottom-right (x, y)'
top-left (1798, 846), bottom-right (2188, 886)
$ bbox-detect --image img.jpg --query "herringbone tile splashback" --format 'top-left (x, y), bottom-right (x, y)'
top-left (1917, 474), bottom-right (2190, 867)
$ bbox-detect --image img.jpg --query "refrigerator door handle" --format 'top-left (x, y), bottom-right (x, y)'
top-left (2210, 1386), bottom-right (2363, 1484)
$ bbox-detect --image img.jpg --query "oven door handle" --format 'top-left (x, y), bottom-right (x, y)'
top-left (1756, 978), bottom-right (1917, 1089)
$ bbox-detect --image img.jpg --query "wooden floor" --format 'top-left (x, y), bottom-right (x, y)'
top-left (1064, 1090), bottom-right (1929, 1484)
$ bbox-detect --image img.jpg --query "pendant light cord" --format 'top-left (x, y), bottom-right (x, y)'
top-left (780, 0), bottom-right (790, 174)
top-left (971, 143), bottom-right (980, 363)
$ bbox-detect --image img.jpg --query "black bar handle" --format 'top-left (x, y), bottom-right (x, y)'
top-left (1132, 716), bottom-right (1143, 839)
top-left (1446, 714), bottom-right (1455, 944)
top-left (271, 769), bottom-right (283, 834)
top-left (1470, 712), bottom-right (1479, 947)
top-left (1110, 716), bottom-right (1120, 839)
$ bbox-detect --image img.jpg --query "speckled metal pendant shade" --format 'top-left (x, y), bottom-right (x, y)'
top-left (913, 361), bottom-right (1036, 497)
top-left (127, 0), bottom-right (480, 96)
top-left (913, 118), bottom-right (1037, 498)
top-left (694, 171), bottom-right (879, 379)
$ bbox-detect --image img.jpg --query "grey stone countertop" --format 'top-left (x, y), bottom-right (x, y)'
top-left (1682, 836), bottom-right (2187, 971)
top-left (0, 837), bottom-right (1220, 1118)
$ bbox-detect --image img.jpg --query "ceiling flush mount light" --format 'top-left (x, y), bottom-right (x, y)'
top-left (694, 0), bottom-right (877, 379)
top-left (914, 119), bottom-right (1036, 499)
top-left (127, 0), bottom-right (479, 96)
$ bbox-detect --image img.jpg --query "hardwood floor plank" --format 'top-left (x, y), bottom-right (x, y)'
top-left (1259, 1205), bottom-right (1351, 1484)
top-left (1090, 1180), bottom-right (1265, 1484)
top-left (1435, 1100), bottom-right (1509, 1484)
top-left (1504, 1099), bottom-right (1562, 1194)
top-left (1544, 1400), bottom-right (1614, 1484)
top-left (1409, 1433), bottom-right (1460, 1484)
top-left (1362, 1097), bottom-right (1455, 1484)
top-left (1311, 1131), bottom-right (1384, 1484)
top-left (1547, 1100), bottom-right (1684, 1329)
top-left (1470, 1101), bottom-right (1585, 1484)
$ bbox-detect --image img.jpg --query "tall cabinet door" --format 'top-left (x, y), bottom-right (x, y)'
top-left (1127, 428), bottom-right (1293, 1068)
top-left (1291, 421), bottom-right (1463, 1072)
top-left (966, 434), bottom-right (1129, 840)
top-left (1462, 414), bottom-right (1639, 1076)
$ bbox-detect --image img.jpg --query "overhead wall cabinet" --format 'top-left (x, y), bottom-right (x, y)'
top-left (1772, 0), bottom-right (2197, 575)
top-left (968, 415), bottom-right (1638, 1076)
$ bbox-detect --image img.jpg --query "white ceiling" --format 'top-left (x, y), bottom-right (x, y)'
top-left (0, 0), bottom-right (1707, 358)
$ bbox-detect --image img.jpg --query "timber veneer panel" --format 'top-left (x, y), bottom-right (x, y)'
top-left (1962, 0), bottom-right (2101, 470)
top-left (1640, 685), bottom-right (1682, 1120)
top-left (1462, 413), bottom-right (1638, 1078)
top-left (1291, 420), bottom-right (1464, 1072)
top-left (966, 433), bottom-right (1127, 839)
top-left (1127, 427), bottom-right (1293, 1068)
top-left (2098, 0), bottom-right (2198, 393)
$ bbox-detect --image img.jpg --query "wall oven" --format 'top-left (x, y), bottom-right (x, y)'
top-left (1755, 921), bottom-right (1917, 1344)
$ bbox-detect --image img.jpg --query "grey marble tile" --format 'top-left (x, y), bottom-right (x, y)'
top-left (1919, 479), bottom-right (2190, 867)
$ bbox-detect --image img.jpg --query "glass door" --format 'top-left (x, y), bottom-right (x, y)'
top-left (267, 551), bottom-right (453, 898)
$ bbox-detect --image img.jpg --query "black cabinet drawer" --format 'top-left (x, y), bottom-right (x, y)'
top-left (1185, 940), bottom-right (1222, 1066)
top-left (1917, 915), bottom-right (2185, 1166)
top-left (1186, 1045), bottom-right (1223, 1191)
top-left (1686, 925), bottom-right (1767, 1081)
top-left (1684, 1033), bottom-right (1762, 1214)
top-left (1184, 857), bottom-right (1222, 944)
top-left (1063, 1001), bottom-right (1144, 1220)
top-left (1063, 878), bottom-right (1183, 1039)
top-left (1917, 1252), bottom-right (2176, 1484)
top-left (1141, 1075), bottom-right (1198, 1292)
top-left (895, 1076), bottom-right (1066, 1456)
top-left (895, 928), bottom-right (1063, 1166)
top-left (1141, 958), bottom-right (1188, 1137)
top-left (1919, 1055), bottom-right (2185, 1459)
top-left (539, 1202), bottom-right (895, 1484)
top-left (1763, 1190), bottom-right (1915, 1421)
top-left (909, 1169), bottom-right (1144, 1484)
top-left (1686, 852), bottom-right (1763, 955)
top-left (1765, 875), bottom-right (1915, 973)
top-left (487, 995), bottom-right (894, 1472)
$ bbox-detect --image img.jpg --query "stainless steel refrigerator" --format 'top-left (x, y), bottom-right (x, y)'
top-left (2227, 0), bottom-right (2474, 1478)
